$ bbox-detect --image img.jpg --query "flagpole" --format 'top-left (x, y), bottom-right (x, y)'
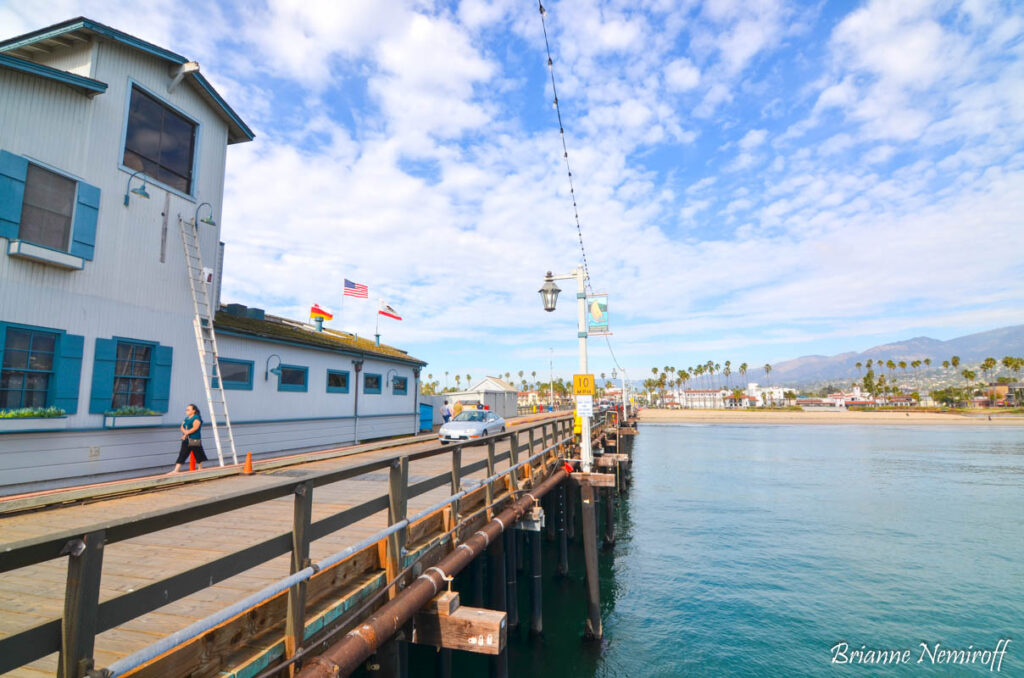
top-left (340, 279), bottom-right (345, 332)
top-left (375, 298), bottom-right (381, 346)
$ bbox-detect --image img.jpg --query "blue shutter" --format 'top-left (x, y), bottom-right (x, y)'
top-left (0, 150), bottom-right (28, 240)
top-left (53, 333), bottom-right (84, 414)
top-left (89, 338), bottom-right (117, 414)
top-left (149, 345), bottom-right (173, 413)
top-left (70, 182), bottom-right (100, 260)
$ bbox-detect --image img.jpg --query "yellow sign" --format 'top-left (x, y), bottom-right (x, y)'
top-left (573, 373), bottom-right (595, 395)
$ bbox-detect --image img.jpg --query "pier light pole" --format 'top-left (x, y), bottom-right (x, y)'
top-left (539, 267), bottom-right (593, 472)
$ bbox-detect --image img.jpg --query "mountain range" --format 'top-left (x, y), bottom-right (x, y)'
top-left (767, 324), bottom-right (1024, 386)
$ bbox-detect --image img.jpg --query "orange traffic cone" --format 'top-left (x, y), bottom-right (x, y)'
top-left (243, 451), bottom-right (253, 475)
top-left (189, 451), bottom-right (196, 471)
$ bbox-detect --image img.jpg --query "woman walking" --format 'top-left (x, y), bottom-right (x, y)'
top-left (172, 403), bottom-right (208, 472)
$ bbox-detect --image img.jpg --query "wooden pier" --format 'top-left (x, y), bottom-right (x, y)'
top-left (0, 411), bottom-right (637, 677)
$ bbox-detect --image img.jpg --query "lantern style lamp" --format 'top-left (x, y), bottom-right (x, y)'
top-left (538, 272), bottom-right (561, 312)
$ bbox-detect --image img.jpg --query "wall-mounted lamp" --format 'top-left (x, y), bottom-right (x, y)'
top-left (386, 368), bottom-right (399, 388)
top-left (265, 354), bottom-right (283, 381)
top-left (123, 170), bottom-right (150, 206)
top-left (195, 202), bottom-right (217, 226)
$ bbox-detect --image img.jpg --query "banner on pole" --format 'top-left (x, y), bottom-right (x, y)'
top-left (587, 294), bottom-right (610, 335)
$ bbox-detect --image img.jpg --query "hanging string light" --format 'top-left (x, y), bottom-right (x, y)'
top-left (538, 1), bottom-right (593, 291)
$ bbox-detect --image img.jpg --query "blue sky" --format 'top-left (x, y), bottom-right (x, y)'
top-left (5, 0), bottom-right (1023, 386)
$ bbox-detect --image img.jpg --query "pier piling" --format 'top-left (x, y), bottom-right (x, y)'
top-left (504, 529), bottom-right (519, 629)
top-left (603, 488), bottom-right (616, 547)
top-left (579, 482), bottom-right (603, 640)
top-left (530, 532), bottom-right (543, 635)
top-left (557, 483), bottom-right (569, 576)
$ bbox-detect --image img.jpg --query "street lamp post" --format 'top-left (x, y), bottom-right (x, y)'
top-left (539, 267), bottom-right (593, 472)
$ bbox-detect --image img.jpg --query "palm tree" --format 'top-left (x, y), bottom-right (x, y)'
top-left (980, 357), bottom-right (996, 384)
top-left (739, 363), bottom-right (748, 384)
top-left (855, 361), bottom-right (863, 375)
top-left (763, 363), bottom-right (772, 386)
top-left (454, 375), bottom-right (462, 389)
top-left (951, 355), bottom-right (960, 370)
top-left (942, 360), bottom-right (950, 370)
top-left (466, 374), bottom-right (472, 385)
top-left (724, 360), bottom-right (732, 387)
top-left (924, 358), bottom-right (931, 369)
top-left (961, 369), bottom-right (976, 405)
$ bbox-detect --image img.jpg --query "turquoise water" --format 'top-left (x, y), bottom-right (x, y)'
top-left (412, 424), bottom-right (1024, 676)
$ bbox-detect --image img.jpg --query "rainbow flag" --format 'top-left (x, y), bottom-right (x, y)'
top-left (310, 304), bottom-right (333, 321)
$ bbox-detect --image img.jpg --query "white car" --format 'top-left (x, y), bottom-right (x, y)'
top-left (439, 409), bottom-right (506, 443)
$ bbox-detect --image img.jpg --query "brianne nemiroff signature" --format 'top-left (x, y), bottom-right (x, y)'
top-left (831, 640), bottom-right (1011, 672)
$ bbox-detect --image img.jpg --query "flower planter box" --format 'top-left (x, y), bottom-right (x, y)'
top-left (0, 417), bottom-right (69, 432)
top-left (104, 415), bottom-right (164, 429)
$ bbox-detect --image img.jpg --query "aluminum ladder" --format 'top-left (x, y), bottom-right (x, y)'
top-left (178, 216), bottom-right (237, 466)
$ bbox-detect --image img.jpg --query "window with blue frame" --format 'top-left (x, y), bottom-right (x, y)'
top-left (0, 322), bottom-right (83, 413)
top-left (112, 341), bottom-right (152, 409)
top-left (123, 86), bottom-right (197, 194)
top-left (393, 376), bottom-right (408, 395)
top-left (277, 365), bottom-right (308, 392)
top-left (327, 370), bottom-right (350, 393)
top-left (217, 358), bottom-right (253, 390)
top-left (0, 151), bottom-right (100, 261)
top-left (0, 327), bottom-right (57, 408)
top-left (364, 373), bottom-right (382, 395)
top-left (89, 338), bottom-right (172, 414)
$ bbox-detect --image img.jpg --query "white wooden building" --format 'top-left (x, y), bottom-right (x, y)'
top-left (0, 18), bottom-right (427, 495)
top-left (445, 377), bottom-right (519, 419)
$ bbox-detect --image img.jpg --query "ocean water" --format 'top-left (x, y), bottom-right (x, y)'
top-left (434, 423), bottom-right (1024, 677)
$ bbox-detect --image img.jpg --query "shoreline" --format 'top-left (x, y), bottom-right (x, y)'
top-left (636, 408), bottom-right (1024, 426)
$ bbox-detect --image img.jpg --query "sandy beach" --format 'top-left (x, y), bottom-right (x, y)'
top-left (637, 408), bottom-right (1024, 426)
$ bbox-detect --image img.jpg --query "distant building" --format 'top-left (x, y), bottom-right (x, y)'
top-left (446, 377), bottom-right (518, 418)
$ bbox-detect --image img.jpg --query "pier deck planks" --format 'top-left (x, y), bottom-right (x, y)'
top-left (0, 421), bottom-right (550, 677)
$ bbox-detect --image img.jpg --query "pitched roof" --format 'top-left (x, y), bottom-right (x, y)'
top-left (0, 17), bottom-right (253, 143)
top-left (214, 309), bottom-right (426, 366)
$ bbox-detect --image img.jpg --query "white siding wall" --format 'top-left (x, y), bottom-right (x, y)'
top-left (0, 40), bottom-right (228, 431)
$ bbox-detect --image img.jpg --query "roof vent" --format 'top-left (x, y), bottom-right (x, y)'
top-left (224, 303), bottom-right (247, 316)
top-left (245, 307), bottom-right (265, 321)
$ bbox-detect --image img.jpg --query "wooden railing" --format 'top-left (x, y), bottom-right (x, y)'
top-left (0, 414), bottom-right (604, 677)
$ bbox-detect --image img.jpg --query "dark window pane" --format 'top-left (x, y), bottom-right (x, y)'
top-left (25, 390), bottom-right (47, 408)
top-left (0, 390), bottom-right (18, 408)
top-left (220, 361), bottom-right (251, 383)
top-left (6, 330), bottom-right (30, 351)
top-left (28, 352), bottom-right (53, 371)
top-left (116, 344), bottom-right (132, 361)
top-left (123, 87), bottom-right (196, 193)
top-left (130, 379), bottom-right (147, 395)
top-left (160, 112), bottom-right (195, 177)
top-left (132, 360), bottom-right (150, 377)
top-left (281, 368), bottom-right (306, 386)
top-left (134, 345), bottom-right (152, 362)
top-left (4, 349), bottom-right (28, 369)
top-left (113, 378), bottom-right (131, 395)
top-left (20, 165), bottom-right (75, 251)
top-left (25, 373), bottom-right (49, 391)
top-left (128, 392), bottom-right (146, 407)
top-left (1, 372), bottom-right (24, 389)
top-left (115, 360), bottom-right (131, 376)
top-left (365, 375), bottom-right (381, 390)
top-left (328, 372), bottom-right (348, 389)
top-left (30, 333), bottom-right (55, 353)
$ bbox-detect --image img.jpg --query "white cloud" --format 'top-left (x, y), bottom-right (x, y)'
top-left (664, 57), bottom-right (701, 91)
top-left (738, 128), bottom-right (768, 150)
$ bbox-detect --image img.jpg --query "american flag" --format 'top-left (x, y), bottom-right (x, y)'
top-left (343, 279), bottom-right (368, 298)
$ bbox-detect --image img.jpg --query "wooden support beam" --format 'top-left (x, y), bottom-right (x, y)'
top-left (574, 472), bottom-right (616, 488)
top-left (529, 532), bottom-right (542, 635)
top-left (508, 432), bottom-right (520, 491)
top-left (285, 481), bottom-right (313, 668)
top-left (59, 530), bottom-right (105, 678)
top-left (557, 483), bottom-right (569, 576)
top-left (412, 602), bottom-right (507, 655)
top-left (485, 440), bottom-right (496, 520)
top-left (387, 457), bottom-right (409, 599)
